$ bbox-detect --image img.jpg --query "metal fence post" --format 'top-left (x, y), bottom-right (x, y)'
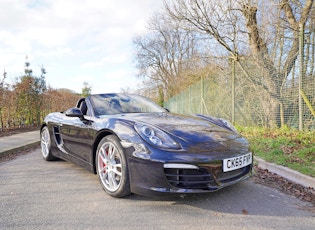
top-left (299, 23), bottom-right (305, 131)
top-left (232, 58), bottom-right (235, 125)
top-left (200, 76), bottom-right (204, 114)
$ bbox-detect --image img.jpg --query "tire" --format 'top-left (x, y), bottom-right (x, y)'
top-left (40, 126), bottom-right (57, 161)
top-left (96, 135), bottom-right (131, 198)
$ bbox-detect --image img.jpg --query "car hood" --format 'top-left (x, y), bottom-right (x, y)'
top-left (116, 113), bottom-right (249, 153)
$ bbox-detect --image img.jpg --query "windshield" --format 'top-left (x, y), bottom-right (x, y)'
top-left (89, 93), bottom-right (166, 116)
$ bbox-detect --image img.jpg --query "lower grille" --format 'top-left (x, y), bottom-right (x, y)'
top-left (164, 165), bottom-right (251, 189)
top-left (164, 168), bottom-right (214, 189)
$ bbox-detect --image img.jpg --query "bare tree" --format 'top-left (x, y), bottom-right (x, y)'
top-left (133, 12), bottom-right (205, 100)
top-left (164, 0), bottom-right (314, 127)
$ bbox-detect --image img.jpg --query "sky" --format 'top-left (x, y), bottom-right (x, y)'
top-left (0, 0), bottom-right (163, 94)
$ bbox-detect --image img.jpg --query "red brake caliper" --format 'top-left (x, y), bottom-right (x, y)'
top-left (101, 148), bottom-right (108, 173)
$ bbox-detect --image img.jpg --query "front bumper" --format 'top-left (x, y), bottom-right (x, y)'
top-left (127, 154), bottom-right (253, 197)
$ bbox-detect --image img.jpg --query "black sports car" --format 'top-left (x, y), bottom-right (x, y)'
top-left (40, 93), bottom-right (252, 197)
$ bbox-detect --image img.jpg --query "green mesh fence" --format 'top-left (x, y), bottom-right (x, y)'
top-left (164, 55), bottom-right (315, 130)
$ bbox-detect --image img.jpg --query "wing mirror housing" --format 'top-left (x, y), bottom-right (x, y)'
top-left (65, 108), bottom-right (84, 119)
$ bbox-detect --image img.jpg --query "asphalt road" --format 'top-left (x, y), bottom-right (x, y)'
top-left (0, 148), bottom-right (314, 230)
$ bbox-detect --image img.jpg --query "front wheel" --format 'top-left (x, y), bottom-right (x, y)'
top-left (40, 126), bottom-right (57, 161)
top-left (96, 135), bottom-right (131, 198)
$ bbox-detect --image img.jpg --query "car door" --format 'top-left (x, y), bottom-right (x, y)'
top-left (60, 112), bottom-right (93, 161)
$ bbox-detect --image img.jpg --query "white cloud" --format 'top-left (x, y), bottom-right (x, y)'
top-left (22, 28), bottom-right (70, 47)
top-left (82, 55), bottom-right (128, 68)
top-left (36, 47), bottom-right (73, 57)
top-left (0, 31), bottom-right (31, 53)
top-left (0, 0), bottom-right (163, 94)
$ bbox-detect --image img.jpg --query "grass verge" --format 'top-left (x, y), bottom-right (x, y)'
top-left (238, 126), bottom-right (315, 178)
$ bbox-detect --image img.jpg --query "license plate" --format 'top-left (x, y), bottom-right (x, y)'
top-left (223, 152), bottom-right (252, 172)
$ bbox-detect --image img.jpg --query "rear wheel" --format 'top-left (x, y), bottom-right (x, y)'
top-left (40, 126), bottom-right (57, 161)
top-left (96, 135), bottom-right (131, 197)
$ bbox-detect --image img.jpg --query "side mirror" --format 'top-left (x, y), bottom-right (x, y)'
top-left (65, 108), bottom-right (84, 119)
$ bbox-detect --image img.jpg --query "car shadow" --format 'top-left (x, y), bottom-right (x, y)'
top-left (31, 150), bottom-right (314, 217)
top-left (127, 179), bottom-right (314, 217)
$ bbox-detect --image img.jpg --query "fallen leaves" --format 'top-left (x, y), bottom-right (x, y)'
top-left (242, 209), bottom-right (249, 215)
top-left (253, 166), bottom-right (315, 206)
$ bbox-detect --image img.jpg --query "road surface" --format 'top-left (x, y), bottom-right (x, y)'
top-left (0, 148), bottom-right (314, 229)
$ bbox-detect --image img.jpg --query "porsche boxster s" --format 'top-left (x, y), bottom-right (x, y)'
top-left (40, 93), bottom-right (252, 198)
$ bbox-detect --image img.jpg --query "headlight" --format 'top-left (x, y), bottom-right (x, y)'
top-left (134, 123), bottom-right (180, 149)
